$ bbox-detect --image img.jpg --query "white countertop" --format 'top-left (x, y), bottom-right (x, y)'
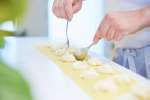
top-left (0, 37), bottom-right (149, 100)
top-left (0, 37), bottom-right (91, 100)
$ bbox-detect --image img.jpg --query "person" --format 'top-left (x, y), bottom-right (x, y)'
top-left (52, 0), bottom-right (150, 79)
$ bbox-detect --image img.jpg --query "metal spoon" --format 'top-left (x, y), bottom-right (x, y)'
top-left (74, 42), bottom-right (95, 61)
top-left (65, 21), bottom-right (70, 48)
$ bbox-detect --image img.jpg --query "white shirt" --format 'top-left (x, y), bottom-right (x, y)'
top-left (113, 0), bottom-right (150, 48)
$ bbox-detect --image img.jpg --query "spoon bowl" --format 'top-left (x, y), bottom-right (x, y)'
top-left (74, 48), bottom-right (88, 61)
top-left (74, 43), bottom-right (94, 61)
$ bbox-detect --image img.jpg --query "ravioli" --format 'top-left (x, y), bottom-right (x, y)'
top-left (80, 69), bottom-right (98, 78)
top-left (96, 65), bottom-right (116, 74)
top-left (94, 79), bottom-right (118, 93)
top-left (60, 52), bottom-right (76, 62)
top-left (113, 74), bottom-right (134, 85)
top-left (72, 61), bottom-right (89, 70)
top-left (55, 47), bottom-right (67, 56)
top-left (116, 93), bottom-right (139, 100)
top-left (87, 57), bottom-right (102, 66)
top-left (131, 83), bottom-right (150, 100)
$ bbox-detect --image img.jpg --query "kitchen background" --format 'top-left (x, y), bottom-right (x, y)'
top-left (1, 1), bottom-right (150, 100)
top-left (0, 0), bottom-right (116, 59)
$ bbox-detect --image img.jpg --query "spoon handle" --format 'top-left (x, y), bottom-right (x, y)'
top-left (87, 42), bottom-right (95, 50)
top-left (66, 21), bottom-right (69, 48)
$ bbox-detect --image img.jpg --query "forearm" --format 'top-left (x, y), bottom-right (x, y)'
top-left (139, 6), bottom-right (150, 28)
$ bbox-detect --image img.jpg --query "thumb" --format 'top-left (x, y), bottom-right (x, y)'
top-left (93, 32), bottom-right (102, 44)
top-left (93, 37), bottom-right (100, 44)
top-left (73, 0), bottom-right (82, 13)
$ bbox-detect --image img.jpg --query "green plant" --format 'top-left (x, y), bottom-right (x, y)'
top-left (0, 1), bottom-right (32, 100)
top-left (0, 0), bottom-right (27, 48)
top-left (0, 60), bottom-right (32, 100)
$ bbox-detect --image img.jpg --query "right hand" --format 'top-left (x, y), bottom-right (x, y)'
top-left (52, 0), bottom-right (82, 21)
top-left (93, 10), bottom-right (145, 43)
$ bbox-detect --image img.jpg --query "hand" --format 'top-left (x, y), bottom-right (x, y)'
top-left (93, 10), bottom-right (145, 43)
top-left (52, 0), bottom-right (82, 21)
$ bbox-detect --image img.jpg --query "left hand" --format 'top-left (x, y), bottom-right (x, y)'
top-left (52, 0), bottom-right (82, 21)
top-left (93, 10), bottom-right (144, 43)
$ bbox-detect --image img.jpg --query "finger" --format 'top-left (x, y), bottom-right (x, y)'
top-left (52, 0), bottom-right (58, 13)
top-left (64, 0), bottom-right (73, 21)
top-left (52, 0), bottom-right (60, 17)
top-left (93, 36), bottom-right (101, 44)
top-left (100, 17), bottom-right (112, 39)
top-left (110, 29), bottom-right (116, 41)
top-left (113, 32), bottom-right (119, 41)
top-left (115, 33), bottom-right (122, 41)
top-left (93, 28), bottom-right (103, 44)
top-left (93, 20), bottom-right (108, 43)
top-left (112, 29), bottom-right (119, 41)
top-left (93, 13), bottom-right (113, 43)
top-left (72, 0), bottom-right (82, 13)
top-left (105, 24), bottom-right (115, 41)
top-left (114, 27), bottom-right (125, 41)
top-left (52, 0), bottom-right (64, 18)
top-left (59, 3), bottom-right (68, 19)
top-left (93, 24), bottom-right (104, 43)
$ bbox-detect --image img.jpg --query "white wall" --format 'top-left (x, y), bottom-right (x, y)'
top-left (48, 0), bottom-right (105, 56)
top-left (23, 0), bottom-right (48, 36)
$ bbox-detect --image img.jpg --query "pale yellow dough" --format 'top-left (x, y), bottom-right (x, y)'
top-left (113, 74), bottom-right (134, 85)
top-left (96, 65), bottom-right (116, 74)
top-left (87, 57), bottom-right (102, 66)
top-left (60, 52), bottom-right (76, 62)
top-left (80, 69), bottom-right (98, 78)
top-left (72, 61), bottom-right (89, 70)
top-left (94, 79), bottom-right (118, 93)
top-left (55, 48), bottom-right (67, 56)
top-left (131, 83), bottom-right (150, 100)
top-left (116, 93), bottom-right (139, 100)
top-left (50, 43), bottom-right (67, 51)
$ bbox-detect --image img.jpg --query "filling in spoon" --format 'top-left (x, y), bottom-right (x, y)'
top-left (74, 43), bottom-right (95, 61)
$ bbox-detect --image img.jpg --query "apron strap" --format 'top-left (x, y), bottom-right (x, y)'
top-left (144, 47), bottom-right (150, 79)
top-left (123, 49), bottom-right (137, 73)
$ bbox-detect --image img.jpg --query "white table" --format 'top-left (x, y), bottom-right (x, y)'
top-left (0, 37), bottom-right (91, 100)
top-left (0, 37), bottom-right (149, 100)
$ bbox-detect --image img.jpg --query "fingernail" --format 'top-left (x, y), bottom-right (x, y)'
top-left (68, 15), bottom-right (73, 21)
top-left (93, 39), bottom-right (99, 44)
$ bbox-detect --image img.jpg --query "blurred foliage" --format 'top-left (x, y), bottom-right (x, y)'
top-left (0, 30), bottom-right (14, 48)
top-left (0, 0), bottom-right (27, 24)
top-left (0, 60), bottom-right (32, 100)
top-left (0, 37), bottom-right (4, 48)
top-left (0, 0), bottom-right (27, 48)
top-left (0, 0), bottom-right (32, 100)
top-left (0, 30), bottom-right (14, 36)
